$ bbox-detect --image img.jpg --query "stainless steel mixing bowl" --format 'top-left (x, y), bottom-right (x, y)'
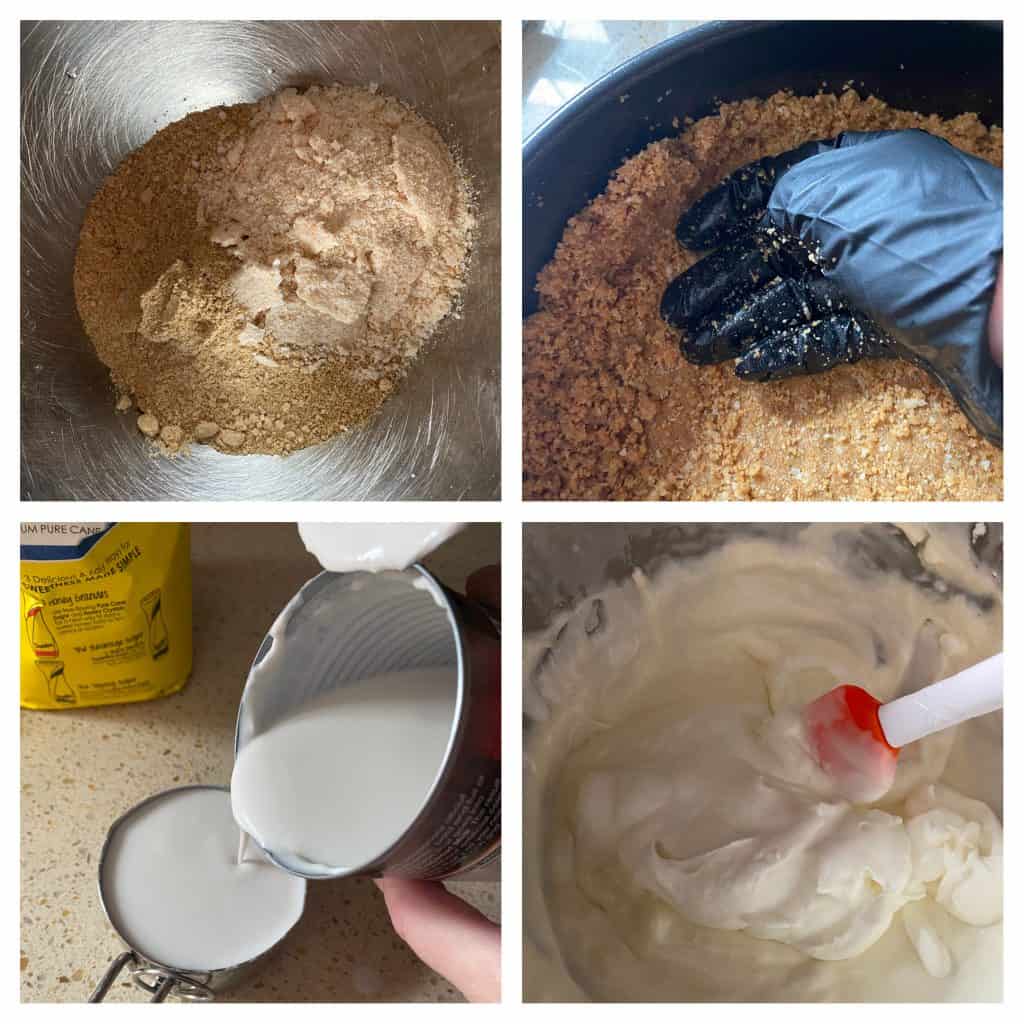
top-left (21, 21), bottom-right (500, 500)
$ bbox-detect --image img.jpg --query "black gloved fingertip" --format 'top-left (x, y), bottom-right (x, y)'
top-left (680, 325), bottom-right (730, 366)
top-left (676, 209), bottom-right (711, 249)
top-left (660, 276), bottom-right (688, 328)
top-left (735, 346), bottom-right (774, 381)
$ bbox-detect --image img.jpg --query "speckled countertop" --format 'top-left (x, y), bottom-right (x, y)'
top-left (21, 523), bottom-right (501, 1003)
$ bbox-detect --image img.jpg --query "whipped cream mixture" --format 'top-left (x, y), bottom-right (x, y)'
top-left (525, 525), bottom-right (1002, 1002)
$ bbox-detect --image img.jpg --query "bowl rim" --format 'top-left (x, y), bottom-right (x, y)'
top-left (522, 18), bottom-right (1003, 164)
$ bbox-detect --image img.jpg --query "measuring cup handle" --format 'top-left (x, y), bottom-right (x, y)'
top-left (88, 950), bottom-right (136, 1002)
top-left (149, 975), bottom-right (176, 1002)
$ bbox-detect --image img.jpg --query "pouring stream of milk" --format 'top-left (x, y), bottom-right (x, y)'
top-left (237, 830), bottom-right (256, 865)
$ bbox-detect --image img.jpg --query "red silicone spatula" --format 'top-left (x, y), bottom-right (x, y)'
top-left (803, 652), bottom-right (1003, 803)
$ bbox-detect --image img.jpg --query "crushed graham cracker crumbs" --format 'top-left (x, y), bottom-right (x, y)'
top-left (523, 90), bottom-right (1003, 500)
top-left (75, 85), bottom-right (474, 456)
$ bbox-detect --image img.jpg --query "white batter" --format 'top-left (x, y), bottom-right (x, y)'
top-left (101, 788), bottom-right (305, 971)
top-left (525, 525), bottom-right (1002, 1002)
top-left (232, 667), bottom-right (457, 874)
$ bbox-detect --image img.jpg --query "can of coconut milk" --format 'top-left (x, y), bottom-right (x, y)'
top-left (234, 565), bottom-right (500, 881)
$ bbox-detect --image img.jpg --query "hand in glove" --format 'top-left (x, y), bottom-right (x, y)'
top-left (660, 130), bottom-right (1003, 445)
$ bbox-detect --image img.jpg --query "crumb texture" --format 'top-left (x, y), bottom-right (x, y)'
top-left (523, 91), bottom-right (1003, 500)
top-left (75, 85), bottom-right (474, 455)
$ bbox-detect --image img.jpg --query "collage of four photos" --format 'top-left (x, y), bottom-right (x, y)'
top-left (19, 17), bottom-right (1005, 1006)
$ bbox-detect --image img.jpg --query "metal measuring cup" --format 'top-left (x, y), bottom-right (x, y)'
top-left (90, 784), bottom-right (307, 1002)
top-left (235, 564), bottom-right (501, 881)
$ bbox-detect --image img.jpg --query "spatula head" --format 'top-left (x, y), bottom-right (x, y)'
top-left (803, 684), bottom-right (899, 803)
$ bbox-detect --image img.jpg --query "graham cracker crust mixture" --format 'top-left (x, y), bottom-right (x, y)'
top-left (523, 90), bottom-right (1003, 500)
top-left (75, 85), bottom-right (474, 456)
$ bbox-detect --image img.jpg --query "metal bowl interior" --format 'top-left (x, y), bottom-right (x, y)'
top-left (523, 19), bottom-right (1002, 315)
top-left (22, 20), bottom-right (500, 500)
top-left (523, 523), bottom-right (1003, 631)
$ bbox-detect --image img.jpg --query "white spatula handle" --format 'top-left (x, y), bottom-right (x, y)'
top-left (878, 652), bottom-right (1003, 748)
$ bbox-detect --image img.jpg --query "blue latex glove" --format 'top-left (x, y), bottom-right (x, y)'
top-left (661, 130), bottom-right (1003, 445)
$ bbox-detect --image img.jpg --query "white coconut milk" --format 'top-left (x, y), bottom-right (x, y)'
top-left (298, 522), bottom-right (463, 574)
top-left (100, 788), bottom-right (305, 971)
top-left (231, 666), bottom-right (458, 874)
